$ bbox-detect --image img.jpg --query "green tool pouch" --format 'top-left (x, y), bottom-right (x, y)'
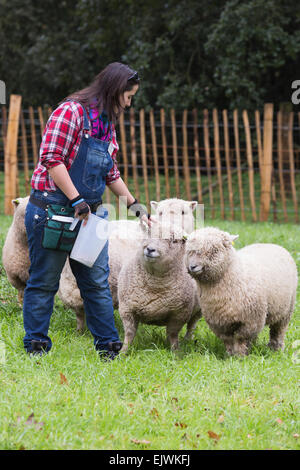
top-left (42, 204), bottom-right (79, 252)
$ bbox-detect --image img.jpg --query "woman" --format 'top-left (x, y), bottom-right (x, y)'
top-left (23, 62), bottom-right (150, 360)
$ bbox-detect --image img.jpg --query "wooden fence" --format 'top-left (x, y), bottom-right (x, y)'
top-left (1, 95), bottom-right (299, 223)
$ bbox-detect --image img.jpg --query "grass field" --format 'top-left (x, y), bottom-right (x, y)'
top-left (0, 210), bottom-right (299, 450)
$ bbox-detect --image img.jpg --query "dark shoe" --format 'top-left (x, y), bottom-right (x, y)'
top-left (97, 341), bottom-right (123, 361)
top-left (28, 340), bottom-right (48, 356)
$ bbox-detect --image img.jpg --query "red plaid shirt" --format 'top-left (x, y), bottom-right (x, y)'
top-left (31, 100), bottom-right (120, 191)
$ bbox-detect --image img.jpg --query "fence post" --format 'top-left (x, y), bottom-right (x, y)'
top-left (182, 109), bottom-right (191, 201)
top-left (212, 108), bottom-right (224, 219)
top-left (139, 109), bottom-right (150, 208)
top-left (203, 109), bottom-right (215, 219)
top-left (233, 109), bottom-right (246, 221)
top-left (170, 109), bottom-right (180, 198)
top-left (20, 109), bottom-right (30, 195)
top-left (4, 94), bottom-right (22, 215)
top-left (279, 102), bottom-right (293, 190)
top-left (192, 108), bottom-right (203, 204)
top-left (149, 109), bottom-right (160, 201)
top-left (260, 103), bottom-right (274, 222)
top-left (160, 108), bottom-right (170, 198)
top-left (1, 106), bottom-right (7, 155)
top-left (277, 110), bottom-right (288, 222)
top-left (243, 110), bottom-right (257, 222)
top-left (38, 106), bottom-right (45, 137)
top-left (287, 112), bottom-right (299, 224)
top-left (29, 106), bottom-right (38, 165)
top-left (129, 108), bottom-right (139, 200)
top-left (223, 109), bottom-right (234, 220)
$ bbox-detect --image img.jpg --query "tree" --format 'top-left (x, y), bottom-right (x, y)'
top-left (205, 0), bottom-right (300, 109)
top-left (0, 0), bottom-right (299, 110)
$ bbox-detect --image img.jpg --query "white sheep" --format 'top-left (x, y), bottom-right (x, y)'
top-left (185, 226), bottom-right (298, 356)
top-left (2, 197), bottom-right (30, 304)
top-left (59, 198), bottom-right (198, 328)
top-left (117, 222), bottom-right (202, 352)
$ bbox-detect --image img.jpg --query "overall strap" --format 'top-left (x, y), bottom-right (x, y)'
top-left (82, 105), bottom-right (90, 132)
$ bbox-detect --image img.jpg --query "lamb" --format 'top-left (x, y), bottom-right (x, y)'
top-left (117, 222), bottom-right (202, 353)
top-left (2, 196), bottom-right (30, 304)
top-left (185, 226), bottom-right (298, 356)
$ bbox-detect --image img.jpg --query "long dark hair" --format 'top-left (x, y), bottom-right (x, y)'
top-left (62, 62), bottom-right (140, 123)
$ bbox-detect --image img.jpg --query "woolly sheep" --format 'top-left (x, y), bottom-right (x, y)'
top-left (185, 227), bottom-right (298, 356)
top-left (2, 196), bottom-right (30, 304)
top-left (117, 221), bottom-right (202, 353)
top-left (59, 198), bottom-right (198, 328)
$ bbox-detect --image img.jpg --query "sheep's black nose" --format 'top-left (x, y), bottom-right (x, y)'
top-left (146, 247), bottom-right (155, 254)
top-left (189, 264), bottom-right (202, 273)
top-left (189, 264), bottom-right (198, 271)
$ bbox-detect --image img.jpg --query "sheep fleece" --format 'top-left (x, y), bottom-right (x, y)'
top-left (186, 232), bottom-right (297, 354)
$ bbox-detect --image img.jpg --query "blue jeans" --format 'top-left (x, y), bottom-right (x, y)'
top-left (23, 200), bottom-right (120, 352)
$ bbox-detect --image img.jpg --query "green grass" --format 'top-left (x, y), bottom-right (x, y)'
top-left (0, 212), bottom-right (299, 450)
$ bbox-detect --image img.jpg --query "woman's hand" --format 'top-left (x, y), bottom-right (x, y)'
top-left (74, 200), bottom-right (91, 226)
top-left (69, 196), bottom-right (91, 226)
top-left (140, 213), bottom-right (155, 227)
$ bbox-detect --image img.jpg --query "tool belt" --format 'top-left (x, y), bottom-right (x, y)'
top-left (29, 194), bottom-right (102, 253)
top-left (29, 194), bottom-right (102, 213)
top-left (30, 195), bottom-right (76, 252)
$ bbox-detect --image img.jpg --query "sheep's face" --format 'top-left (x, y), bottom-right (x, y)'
top-left (150, 198), bottom-right (197, 234)
top-left (185, 228), bottom-right (238, 283)
top-left (141, 223), bottom-right (187, 273)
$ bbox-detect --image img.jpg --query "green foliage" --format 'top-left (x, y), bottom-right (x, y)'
top-left (205, 0), bottom-right (300, 109)
top-left (0, 0), bottom-right (299, 109)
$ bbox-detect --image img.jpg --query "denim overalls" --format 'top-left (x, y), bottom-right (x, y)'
top-left (23, 102), bottom-right (120, 353)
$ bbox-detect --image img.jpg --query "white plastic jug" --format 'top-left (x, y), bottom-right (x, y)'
top-left (70, 214), bottom-right (109, 267)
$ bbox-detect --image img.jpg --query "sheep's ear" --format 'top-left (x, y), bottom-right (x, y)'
top-left (189, 201), bottom-right (198, 211)
top-left (12, 198), bottom-right (21, 209)
top-left (229, 234), bottom-right (239, 245)
top-left (182, 231), bottom-right (189, 243)
top-left (150, 201), bottom-right (158, 212)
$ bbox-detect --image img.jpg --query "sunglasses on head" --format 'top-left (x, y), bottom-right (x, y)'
top-left (128, 71), bottom-right (140, 81)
